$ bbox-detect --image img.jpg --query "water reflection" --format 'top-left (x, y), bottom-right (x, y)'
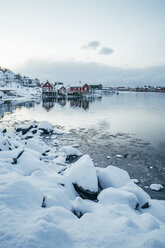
top-left (0, 101), bottom-right (35, 118)
top-left (42, 96), bottom-right (99, 111)
top-left (42, 98), bottom-right (68, 111)
top-left (70, 99), bottom-right (89, 110)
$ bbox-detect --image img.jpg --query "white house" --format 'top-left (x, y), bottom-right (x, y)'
top-left (4, 70), bottom-right (15, 83)
top-left (0, 70), bottom-right (5, 85)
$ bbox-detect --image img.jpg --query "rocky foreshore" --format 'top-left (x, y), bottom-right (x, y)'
top-left (0, 121), bottom-right (165, 248)
top-left (0, 85), bottom-right (41, 105)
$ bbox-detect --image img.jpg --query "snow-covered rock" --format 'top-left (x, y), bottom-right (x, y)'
top-left (98, 187), bottom-right (139, 209)
top-left (16, 122), bottom-right (37, 135)
top-left (132, 178), bottom-right (139, 184)
top-left (58, 145), bottom-right (82, 157)
top-left (121, 182), bottom-right (150, 208)
top-left (97, 165), bottom-right (131, 189)
top-left (0, 122), bottom-right (165, 248)
top-left (56, 145), bottom-right (82, 164)
top-left (150, 184), bottom-right (164, 191)
top-left (116, 154), bottom-right (123, 158)
top-left (16, 148), bottom-right (44, 175)
top-left (64, 154), bottom-right (98, 199)
top-left (64, 154), bottom-right (98, 192)
top-left (38, 121), bottom-right (53, 134)
top-left (26, 138), bottom-right (50, 154)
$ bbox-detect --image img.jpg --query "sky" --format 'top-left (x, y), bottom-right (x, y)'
top-left (0, 0), bottom-right (165, 86)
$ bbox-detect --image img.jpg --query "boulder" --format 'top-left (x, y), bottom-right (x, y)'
top-left (64, 155), bottom-right (98, 200)
top-left (96, 166), bottom-right (131, 189)
top-left (98, 187), bottom-right (139, 210)
top-left (38, 121), bottom-right (53, 134)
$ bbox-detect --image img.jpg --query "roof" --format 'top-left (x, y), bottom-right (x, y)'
top-left (42, 81), bottom-right (54, 87)
top-left (69, 83), bottom-right (88, 88)
top-left (56, 85), bottom-right (66, 90)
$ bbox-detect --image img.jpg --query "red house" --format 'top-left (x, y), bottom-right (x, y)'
top-left (68, 84), bottom-right (90, 95)
top-left (81, 84), bottom-right (90, 93)
top-left (42, 81), bottom-right (56, 96)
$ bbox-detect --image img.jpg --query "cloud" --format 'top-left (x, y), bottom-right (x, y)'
top-left (18, 59), bottom-right (165, 87)
top-left (99, 47), bottom-right (114, 55)
top-left (82, 41), bottom-right (100, 50)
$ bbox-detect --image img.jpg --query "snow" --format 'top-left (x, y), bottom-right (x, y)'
top-left (116, 154), bottom-right (123, 158)
top-left (72, 144), bottom-right (80, 148)
top-left (98, 187), bottom-right (139, 209)
top-left (132, 178), bottom-right (139, 184)
top-left (38, 121), bottom-right (53, 133)
top-left (0, 84), bottom-right (41, 102)
top-left (121, 181), bottom-right (150, 208)
top-left (106, 155), bottom-right (111, 159)
top-left (64, 154), bottom-right (98, 192)
top-left (97, 165), bottom-right (131, 189)
top-left (58, 145), bottom-right (82, 157)
top-left (0, 122), bottom-right (165, 248)
top-left (150, 184), bottom-right (164, 191)
top-left (16, 148), bottom-right (44, 176)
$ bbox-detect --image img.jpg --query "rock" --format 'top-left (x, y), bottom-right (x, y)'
top-left (150, 184), bottom-right (164, 191)
top-left (132, 179), bottom-right (139, 184)
top-left (41, 196), bottom-right (46, 208)
top-left (121, 182), bottom-right (150, 208)
top-left (106, 156), bottom-right (111, 159)
top-left (16, 123), bottom-right (36, 135)
top-left (64, 155), bottom-right (98, 199)
top-left (2, 128), bottom-right (7, 133)
top-left (96, 166), bottom-right (131, 189)
top-left (57, 146), bottom-right (82, 164)
top-left (38, 121), bottom-right (53, 134)
top-left (116, 154), bottom-right (123, 158)
top-left (98, 187), bottom-right (139, 210)
top-left (141, 202), bottom-right (149, 209)
top-left (66, 154), bottom-right (80, 164)
top-left (72, 144), bottom-right (80, 148)
top-left (73, 183), bottom-right (98, 200)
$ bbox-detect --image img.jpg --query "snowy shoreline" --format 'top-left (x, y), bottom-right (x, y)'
top-left (0, 85), bottom-right (41, 105)
top-left (0, 121), bottom-right (165, 248)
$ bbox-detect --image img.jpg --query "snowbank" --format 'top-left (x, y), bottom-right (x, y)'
top-left (0, 84), bottom-right (41, 103)
top-left (0, 122), bottom-right (165, 248)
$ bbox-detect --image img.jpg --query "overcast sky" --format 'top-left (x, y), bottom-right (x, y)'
top-left (0, 0), bottom-right (165, 85)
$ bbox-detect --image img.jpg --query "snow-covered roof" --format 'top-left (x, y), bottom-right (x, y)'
top-left (69, 82), bottom-right (88, 88)
top-left (56, 85), bottom-right (66, 90)
top-left (4, 70), bottom-right (15, 75)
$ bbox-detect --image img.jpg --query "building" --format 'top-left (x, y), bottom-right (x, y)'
top-left (68, 83), bottom-right (90, 95)
top-left (54, 82), bottom-right (64, 86)
top-left (4, 70), bottom-right (15, 83)
top-left (89, 84), bottom-right (102, 91)
top-left (56, 85), bottom-right (66, 96)
top-left (42, 81), bottom-right (56, 96)
top-left (0, 69), bottom-right (5, 85)
top-left (14, 74), bottom-right (22, 84)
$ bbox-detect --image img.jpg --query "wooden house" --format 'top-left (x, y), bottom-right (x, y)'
top-left (68, 83), bottom-right (90, 95)
top-left (42, 81), bottom-right (56, 96)
top-left (57, 85), bottom-right (67, 96)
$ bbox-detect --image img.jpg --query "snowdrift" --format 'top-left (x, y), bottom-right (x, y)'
top-left (0, 121), bottom-right (165, 248)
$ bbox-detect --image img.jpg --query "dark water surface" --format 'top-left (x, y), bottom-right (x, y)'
top-left (0, 92), bottom-right (165, 199)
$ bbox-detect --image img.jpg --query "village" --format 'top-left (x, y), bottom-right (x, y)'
top-left (42, 81), bottom-right (104, 98)
top-left (0, 67), bottom-right (165, 105)
top-left (42, 81), bottom-right (165, 99)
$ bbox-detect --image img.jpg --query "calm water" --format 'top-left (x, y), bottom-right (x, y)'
top-left (1, 92), bottom-right (165, 145)
top-left (0, 92), bottom-right (165, 199)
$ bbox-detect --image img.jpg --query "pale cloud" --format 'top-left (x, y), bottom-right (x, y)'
top-left (82, 41), bottom-right (100, 50)
top-left (18, 59), bottom-right (165, 87)
top-left (99, 47), bottom-right (114, 55)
